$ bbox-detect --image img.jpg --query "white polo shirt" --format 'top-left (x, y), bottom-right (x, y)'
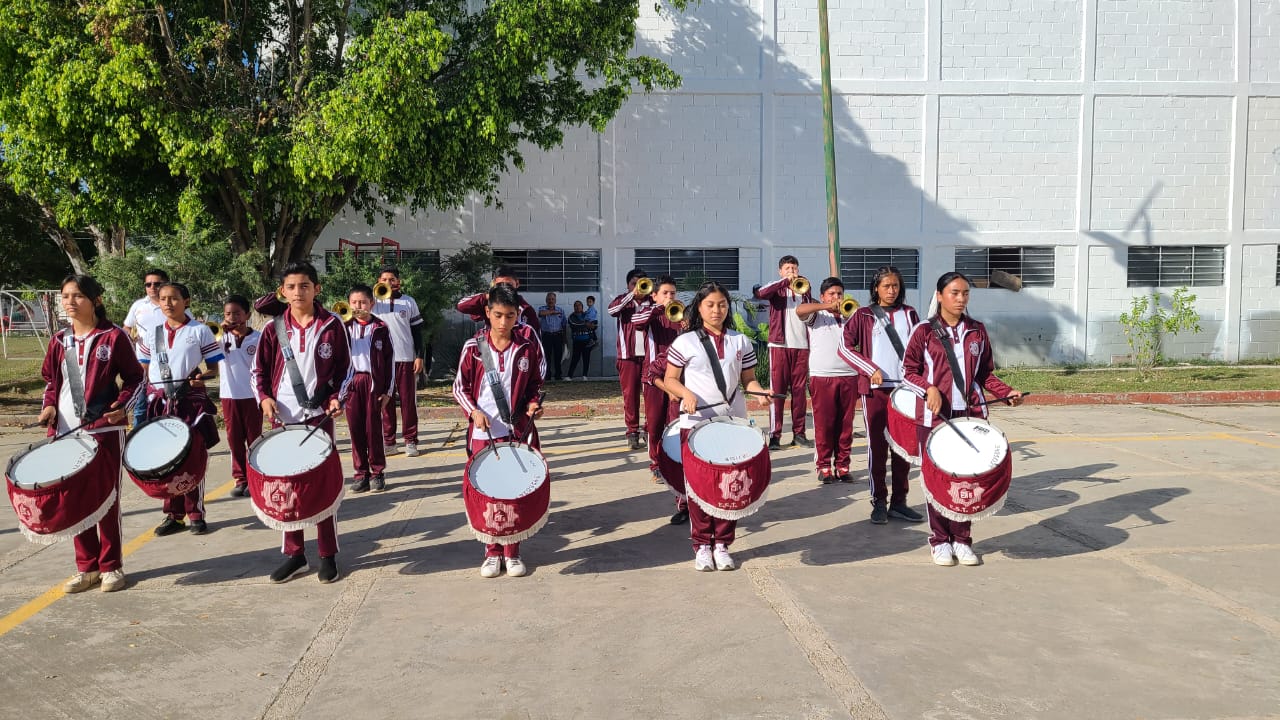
top-left (218, 329), bottom-right (261, 401)
top-left (372, 294), bottom-right (423, 363)
top-left (138, 320), bottom-right (223, 395)
top-left (666, 330), bottom-right (756, 429)
top-left (802, 311), bottom-right (856, 378)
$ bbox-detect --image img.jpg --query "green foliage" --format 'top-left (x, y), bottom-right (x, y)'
top-left (91, 225), bottom-right (271, 323)
top-left (0, 183), bottom-right (84, 287)
top-left (1117, 287), bottom-right (1203, 377)
top-left (0, 0), bottom-right (685, 281)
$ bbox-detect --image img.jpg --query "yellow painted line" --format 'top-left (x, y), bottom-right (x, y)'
top-left (1213, 432), bottom-right (1280, 450)
top-left (0, 478), bottom-right (236, 639)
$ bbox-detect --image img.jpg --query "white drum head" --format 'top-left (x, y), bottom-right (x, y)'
top-left (890, 387), bottom-right (917, 416)
top-left (661, 420), bottom-right (683, 464)
top-left (926, 419), bottom-right (1008, 476)
top-left (688, 417), bottom-right (764, 465)
top-left (470, 444), bottom-right (547, 500)
top-left (250, 427), bottom-right (334, 476)
top-left (8, 433), bottom-right (98, 489)
top-left (124, 417), bottom-right (191, 472)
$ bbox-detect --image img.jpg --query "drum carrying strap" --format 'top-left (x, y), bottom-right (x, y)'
top-left (930, 319), bottom-right (969, 412)
top-left (61, 334), bottom-right (87, 420)
top-left (697, 330), bottom-right (737, 408)
top-left (273, 315), bottom-right (320, 410)
top-left (869, 305), bottom-right (906, 361)
top-left (476, 336), bottom-right (515, 427)
top-left (153, 325), bottom-right (182, 399)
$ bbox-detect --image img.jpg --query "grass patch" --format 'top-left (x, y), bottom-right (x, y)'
top-left (999, 366), bottom-right (1280, 394)
top-left (0, 335), bottom-right (47, 410)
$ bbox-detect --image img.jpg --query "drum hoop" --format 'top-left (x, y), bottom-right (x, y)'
top-left (468, 443), bottom-right (548, 499)
top-left (248, 424), bottom-right (335, 471)
top-left (889, 387), bottom-right (917, 415)
top-left (661, 419), bottom-right (683, 464)
top-left (124, 416), bottom-right (194, 478)
top-left (924, 419), bottom-right (1008, 479)
top-left (6, 432), bottom-right (101, 491)
top-left (687, 416), bottom-right (762, 464)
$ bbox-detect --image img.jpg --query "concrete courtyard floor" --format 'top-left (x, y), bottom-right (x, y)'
top-left (1, 404), bottom-right (1278, 720)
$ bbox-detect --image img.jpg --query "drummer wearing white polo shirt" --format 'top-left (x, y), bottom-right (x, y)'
top-left (373, 265), bottom-right (425, 457)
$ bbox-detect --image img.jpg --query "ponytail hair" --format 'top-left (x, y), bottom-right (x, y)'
top-left (684, 280), bottom-right (732, 335)
top-left (61, 274), bottom-right (110, 324)
top-left (927, 271), bottom-right (971, 319)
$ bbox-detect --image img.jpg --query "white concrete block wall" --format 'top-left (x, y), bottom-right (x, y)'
top-left (776, 0), bottom-right (927, 80)
top-left (969, 246), bottom-right (1079, 365)
top-left (1251, 0), bottom-right (1280, 83)
top-left (941, 0), bottom-right (1082, 81)
top-left (612, 94), bottom-right (762, 237)
top-left (1245, 98), bottom-right (1280, 230)
top-left (1095, 0), bottom-right (1234, 82)
top-left (1091, 96), bottom-right (1232, 232)
top-left (1239, 245), bottom-right (1280, 359)
top-left (775, 94), bottom-right (924, 233)
top-left (474, 129), bottom-right (602, 236)
top-left (635, 0), bottom-right (762, 79)
top-left (935, 95), bottom-right (1079, 231)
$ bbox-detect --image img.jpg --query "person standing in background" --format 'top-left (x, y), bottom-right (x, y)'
top-left (122, 269), bottom-right (169, 428)
top-left (608, 269), bottom-right (656, 450)
top-left (538, 292), bottom-right (567, 381)
top-left (567, 301), bottom-right (594, 380)
top-left (753, 255), bottom-right (814, 451)
top-left (373, 266), bottom-right (425, 458)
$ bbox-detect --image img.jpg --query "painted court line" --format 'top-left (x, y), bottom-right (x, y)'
top-left (0, 478), bottom-right (237, 639)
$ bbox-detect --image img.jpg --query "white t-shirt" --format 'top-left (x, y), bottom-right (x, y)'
top-left (139, 320), bottom-right (223, 397)
top-left (768, 289), bottom-right (809, 350)
top-left (471, 338), bottom-right (518, 441)
top-left (218, 329), bottom-right (260, 400)
top-left (802, 311), bottom-right (856, 377)
top-left (869, 307), bottom-right (916, 387)
top-left (667, 330), bottom-right (757, 429)
top-left (372, 294), bottom-right (423, 363)
top-left (124, 298), bottom-right (164, 359)
top-left (348, 320), bottom-right (393, 383)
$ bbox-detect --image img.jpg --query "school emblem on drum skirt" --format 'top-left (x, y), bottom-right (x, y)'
top-left (948, 480), bottom-right (984, 508)
top-left (12, 494), bottom-right (40, 525)
top-left (718, 468), bottom-right (752, 503)
top-left (483, 501), bottom-right (518, 532)
top-left (262, 479), bottom-right (300, 515)
top-left (167, 472), bottom-right (200, 496)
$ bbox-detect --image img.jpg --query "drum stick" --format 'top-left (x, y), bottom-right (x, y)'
top-left (743, 390), bottom-right (787, 400)
top-left (485, 425), bottom-right (500, 459)
top-left (942, 416), bottom-right (980, 453)
top-left (681, 400), bottom-right (726, 414)
top-left (973, 392), bottom-right (1030, 407)
top-left (299, 414), bottom-right (333, 446)
top-left (21, 421), bottom-right (45, 430)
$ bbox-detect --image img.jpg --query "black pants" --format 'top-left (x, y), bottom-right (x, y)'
top-left (567, 339), bottom-right (591, 378)
top-left (542, 331), bottom-right (565, 379)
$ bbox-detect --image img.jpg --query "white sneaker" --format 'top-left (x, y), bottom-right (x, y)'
top-left (579, 376), bottom-right (587, 382)
top-left (931, 543), bottom-right (957, 566)
top-left (63, 571), bottom-right (101, 594)
top-left (713, 544), bottom-right (736, 571)
top-left (384, 444), bottom-right (400, 456)
top-left (101, 569), bottom-right (127, 592)
top-left (953, 543), bottom-right (981, 566)
top-left (480, 556), bottom-right (503, 578)
top-left (504, 556), bottom-right (527, 577)
top-left (404, 443), bottom-right (420, 458)
top-left (694, 545), bottom-right (715, 572)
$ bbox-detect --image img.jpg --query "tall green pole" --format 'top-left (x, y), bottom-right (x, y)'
top-left (817, 0), bottom-right (841, 277)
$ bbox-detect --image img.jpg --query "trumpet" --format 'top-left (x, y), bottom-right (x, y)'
top-left (840, 296), bottom-right (859, 317)
top-left (790, 276), bottom-right (810, 295)
top-left (331, 300), bottom-right (354, 323)
top-left (276, 289), bottom-right (287, 303)
top-left (665, 300), bottom-right (686, 323)
top-left (373, 281), bottom-right (393, 301)
top-left (204, 321), bottom-right (225, 340)
top-left (634, 277), bottom-right (653, 297)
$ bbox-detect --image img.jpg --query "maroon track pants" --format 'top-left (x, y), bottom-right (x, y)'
top-left (862, 387), bottom-right (911, 505)
top-left (345, 373), bottom-right (386, 478)
top-left (769, 347), bottom-right (809, 438)
top-left (809, 375), bottom-right (857, 473)
top-left (617, 357), bottom-right (644, 435)
top-left (381, 361), bottom-right (418, 446)
top-left (220, 397), bottom-right (263, 486)
top-left (74, 430), bottom-right (123, 573)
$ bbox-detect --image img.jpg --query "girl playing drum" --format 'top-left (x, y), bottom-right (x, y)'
top-left (663, 281), bottom-right (769, 572)
top-left (901, 272), bottom-right (1023, 567)
top-left (37, 275), bottom-right (144, 593)
top-left (452, 284), bottom-right (546, 578)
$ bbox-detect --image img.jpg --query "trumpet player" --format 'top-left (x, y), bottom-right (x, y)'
top-left (455, 265), bottom-right (541, 332)
top-left (342, 285), bottom-right (395, 493)
top-left (640, 277), bottom-right (687, 523)
top-left (373, 266), bottom-right (425, 458)
top-left (753, 255), bottom-right (814, 451)
top-left (795, 278), bottom-right (858, 484)
top-left (218, 295), bottom-right (263, 497)
top-left (608, 268), bottom-right (656, 450)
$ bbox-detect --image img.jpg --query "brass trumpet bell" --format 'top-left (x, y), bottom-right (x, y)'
top-left (205, 321), bottom-right (225, 340)
top-left (634, 277), bottom-right (654, 297)
top-left (275, 289), bottom-right (287, 303)
top-left (373, 281), bottom-right (393, 301)
top-left (840, 296), bottom-right (859, 317)
top-left (665, 300), bottom-right (685, 323)
top-left (790, 276), bottom-right (810, 295)
top-left (332, 300), bottom-right (354, 323)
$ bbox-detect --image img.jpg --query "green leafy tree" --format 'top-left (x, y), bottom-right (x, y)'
top-left (0, 182), bottom-right (89, 287)
top-left (0, 0), bottom-right (683, 282)
top-left (1117, 287), bottom-right (1202, 378)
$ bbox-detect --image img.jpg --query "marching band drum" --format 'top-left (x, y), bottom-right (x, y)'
top-left (123, 416), bottom-right (209, 499)
top-left (463, 441), bottom-right (551, 545)
top-left (920, 417), bottom-right (1013, 522)
top-left (682, 416), bottom-right (771, 520)
top-left (246, 425), bottom-right (346, 531)
top-left (5, 432), bottom-right (118, 544)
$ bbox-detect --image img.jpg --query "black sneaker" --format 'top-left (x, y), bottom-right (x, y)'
top-left (793, 434), bottom-right (814, 448)
top-left (818, 469), bottom-right (835, 485)
top-left (230, 484), bottom-right (249, 498)
top-left (870, 502), bottom-right (889, 525)
top-left (189, 519), bottom-right (208, 535)
top-left (888, 503), bottom-right (925, 522)
top-left (370, 474), bottom-right (386, 493)
top-left (270, 555), bottom-right (308, 583)
top-left (836, 470), bottom-right (854, 484)
top-left (669, 507), bottom-right (689, 525)
top-left (318, 556), bottom-right (340, 584)
top-left (154, 517), bottom-right (186, 536)
top-left (351, 477), bottom-right (370, 493)
top-left (768, 437), bottom-right (783, 451)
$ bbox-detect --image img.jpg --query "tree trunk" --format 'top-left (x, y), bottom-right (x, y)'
top-left (38, 205), bottom-right (90, 275)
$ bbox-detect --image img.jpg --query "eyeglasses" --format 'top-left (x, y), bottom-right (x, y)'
top-left (144, 282), bottom-right (164, 288)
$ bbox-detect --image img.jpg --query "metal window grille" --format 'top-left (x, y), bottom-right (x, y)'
top-left (633, 249), bottom-right (741, 289)
top-left (492, 249), bottom-right (601, 292)
top-left (838, 248), bottom-right (920, 290)
top-left (954, 246), bottom-right (1056, 288)
top-left (1127, 246), bottom-right (1224, 288)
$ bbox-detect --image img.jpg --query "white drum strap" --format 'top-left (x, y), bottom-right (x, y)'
top-left (153, 325), bottom-right (179, 398)
top-left (476, 336), bottom-right (514, 426)
top-left (61, 334), bottom-right (87, 420)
